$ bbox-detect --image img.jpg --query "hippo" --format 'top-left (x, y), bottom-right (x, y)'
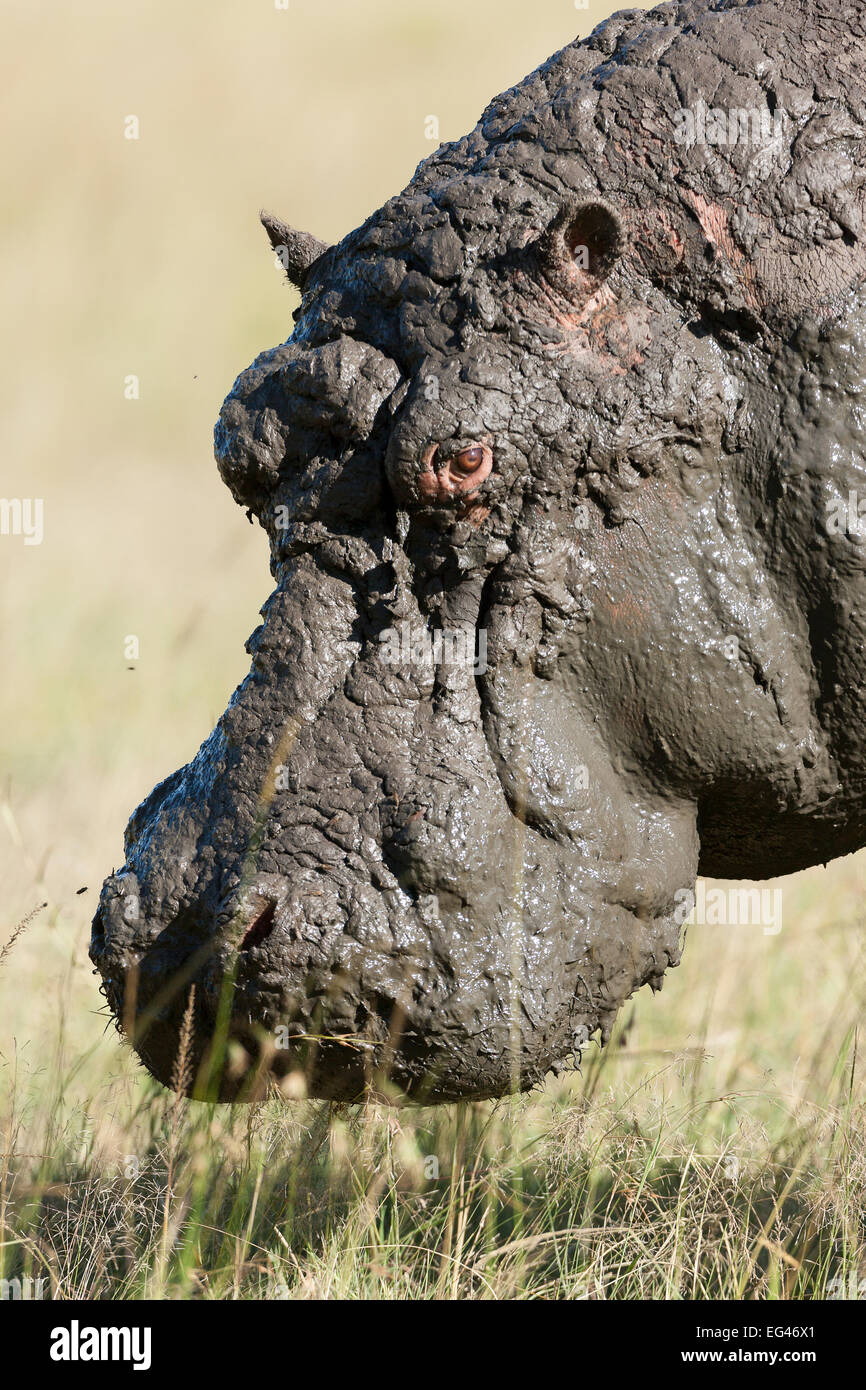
top-left (91, 0), bottom-right (866, 1102)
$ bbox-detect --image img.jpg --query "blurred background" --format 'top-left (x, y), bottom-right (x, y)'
top-left (1, 0), bottom-right (865, 1154)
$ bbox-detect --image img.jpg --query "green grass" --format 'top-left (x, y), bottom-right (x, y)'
top-left (3, 881), bottom-right (866, 1300)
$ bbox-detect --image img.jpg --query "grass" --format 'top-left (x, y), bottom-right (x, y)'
top-left (3, 870), bottom-right (866, 1300)
top-left (3, 0), bottom-right (866, 1302)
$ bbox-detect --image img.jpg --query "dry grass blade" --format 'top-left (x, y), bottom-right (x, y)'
top-left (0, 902), bottom-right (47, 973)
top-left (171, 986), bottom-right (197, 1102)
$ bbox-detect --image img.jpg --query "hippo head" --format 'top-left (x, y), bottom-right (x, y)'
top-left (92, 0), bottom-right (866, 1101)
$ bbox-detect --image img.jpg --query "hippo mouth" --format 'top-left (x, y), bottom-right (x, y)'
top-left (90, 848), bottom-right (560, 1107)
top-left (92, 873), bottom-right (408, 1103)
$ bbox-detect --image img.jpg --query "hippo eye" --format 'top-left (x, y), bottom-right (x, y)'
top-left (451, 445), bottom-right (487, 476)
top-left (417, 440), bottom-right (493, 502)
top-left (539, 198), bottom-right (624, 294)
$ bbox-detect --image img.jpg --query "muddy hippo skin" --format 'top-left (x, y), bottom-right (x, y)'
top-left (92, 0), bottom-right (866, 1101)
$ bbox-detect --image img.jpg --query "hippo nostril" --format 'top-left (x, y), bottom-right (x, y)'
top-left (239, 898), bottom-right (277, 951)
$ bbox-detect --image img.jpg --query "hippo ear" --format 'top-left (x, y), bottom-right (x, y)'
top-left (539, 198), bottom-right (624, 295)
top-left (260, 210), bottom-right (331, 290)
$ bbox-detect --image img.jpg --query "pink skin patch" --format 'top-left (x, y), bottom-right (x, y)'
top-left (683, 190), bottom-right (761, 311)
top-left (417, 441), bottom-right (493, 503)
